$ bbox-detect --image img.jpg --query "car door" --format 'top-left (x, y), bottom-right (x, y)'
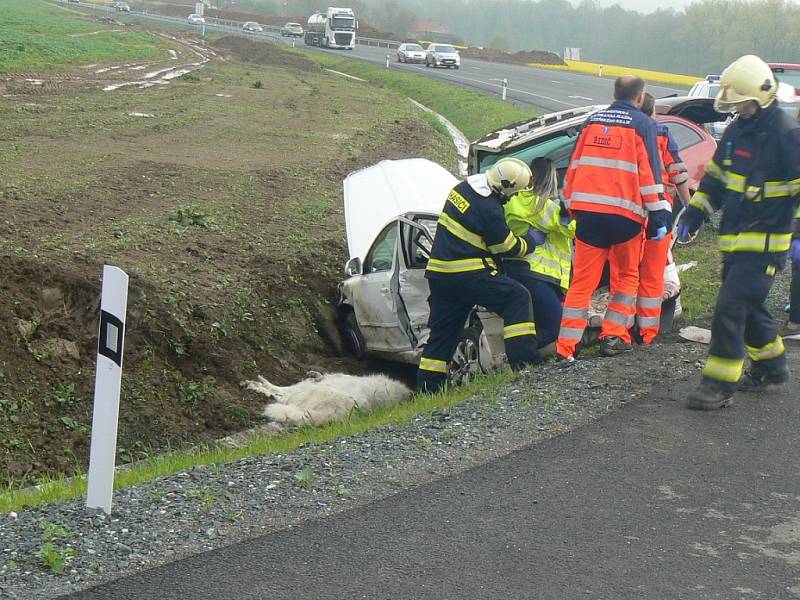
top-left (349, 220), bottom-right (416, 353)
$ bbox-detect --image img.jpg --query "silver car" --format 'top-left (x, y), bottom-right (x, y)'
top-left (397, 43), bottom-right (425, 64)
top-left (425, 44), bottom-right (460, 69)
top-left (242, 21), bottom-right (263, 33)
top-left (337, 158), bottom-right (504, 382)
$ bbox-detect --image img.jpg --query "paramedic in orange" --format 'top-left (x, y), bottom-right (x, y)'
top-left (556, 75), bottom-right (671, 362)
top-left (635, 92), bottom-right (691, 343)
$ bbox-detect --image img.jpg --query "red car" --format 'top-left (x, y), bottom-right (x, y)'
top-left (469, 97), bottom-right (720, 203)
top-left (769, 63), bottom-right (800, 95)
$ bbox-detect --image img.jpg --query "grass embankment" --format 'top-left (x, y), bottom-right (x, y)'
top-left (0, 0), bottom-right (170, 71)
top-left (308, 53), bottom-right (537, 141)
top-left (529, 59), bottom-right (700, 88)
top-left (0, 7), bottom-right (534, 510)
top-left (673, 232), bottom-right (722, 321)
top-left (0, 372), bottom-right (513, 513)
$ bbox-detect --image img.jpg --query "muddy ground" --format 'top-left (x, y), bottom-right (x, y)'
top-left (0, 29), bottom-right (456, 486)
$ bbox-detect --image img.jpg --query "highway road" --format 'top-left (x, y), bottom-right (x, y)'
top-left (64, 1), bottom-right (689, 113)
top-left (311, 43), bottom-right (690, 112)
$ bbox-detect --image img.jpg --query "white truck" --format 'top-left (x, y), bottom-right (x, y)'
top-left (304, 7), bottom-right (357, 49)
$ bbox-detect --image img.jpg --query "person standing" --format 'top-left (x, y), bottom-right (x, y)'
top-left (417, 158), bottom-right (544, 394)
top-left (503, 157), bottom-right (576, 350)
top-left (678, 55), bottom-right (800, 410)
top-left (556, 75), bottom-right (670, 362)
top-left (635, 92), bottom-right (692, 344)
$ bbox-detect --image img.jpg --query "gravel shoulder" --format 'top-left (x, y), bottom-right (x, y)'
top-left (0, 270), bottom-right (794, 600)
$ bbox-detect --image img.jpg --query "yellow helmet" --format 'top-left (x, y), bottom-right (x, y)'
top-left (714, 54), bottom-right (777, 113)
top-left (486, 157), bottom-right (532, 198)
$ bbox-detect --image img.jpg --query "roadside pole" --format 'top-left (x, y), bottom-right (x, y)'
top-left (490, 78), bottom-right (509, 101)
top-left (386, 54), bottom-right (390, 69)
top-left (86, 265), bottom-right (129, 515)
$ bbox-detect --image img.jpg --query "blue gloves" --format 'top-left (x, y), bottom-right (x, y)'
top-left (524, 228), bottom-right (546, 249)
top-left (790, 238), bottom-right (800, 265)
top-left (676, 223), bottom-right (692, 243)
top-left (648, 226), bottom-right (668, 241)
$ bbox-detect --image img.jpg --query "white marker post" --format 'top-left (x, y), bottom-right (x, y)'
top-left (86, 266), bottom-right (129, 515)
top-left (385, 54), bottom-right (390, 69)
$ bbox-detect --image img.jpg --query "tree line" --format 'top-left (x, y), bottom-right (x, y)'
top-left (209, 0), bottom-right (800, 75)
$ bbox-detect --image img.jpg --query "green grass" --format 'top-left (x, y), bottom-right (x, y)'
top-left (673, 231), bottom-right (722, 321)
top-left (0, 372), bottom-right (513, 513)
top-left (307, 53), bottom-right (538, 141)
top-left (0, 0), bottom-right (169, 71)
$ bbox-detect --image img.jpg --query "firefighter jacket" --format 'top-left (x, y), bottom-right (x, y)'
top-left (426, 175), bottom-right (531, 279)
top-left (503, 191), bottom-right (576, 292)
top-left (563, 100), bottom-right (670, 229)
top-left (688, 101), bottom-right (800, 256)
top-left (657, 123), bottom-right (689, 193)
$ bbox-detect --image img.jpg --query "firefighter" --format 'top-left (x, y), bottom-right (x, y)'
top-left (417, 158), bottom-right (545, 394)
top-left (556, 75), bottom-right (670, 362)
top-left (635, 92), bottom-right (692, 344)
top-left (678, 55), bottom-right (800, 410)
top-left (783, 204), bottom-right (800, 337)
top-left (503, 157), bottom-right (576, 349)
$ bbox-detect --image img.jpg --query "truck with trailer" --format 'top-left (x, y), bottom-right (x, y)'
top-left (304, 7), bottom-right (357, 49)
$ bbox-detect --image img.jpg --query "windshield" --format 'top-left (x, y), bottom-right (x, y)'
top-left (435, 45), bottom-right (457, 53)
top-left (331, 16), bottom-right (355, 29)
top-left (406, 44), bottom-right (423, 51)
top-left (775, 71), bottom-right (800, 88)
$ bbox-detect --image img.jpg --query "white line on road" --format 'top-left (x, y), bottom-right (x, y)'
top-left (568, 95), bottom-right (594, 101)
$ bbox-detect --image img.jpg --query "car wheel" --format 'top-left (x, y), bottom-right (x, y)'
top-left (343, 311), bottom-right (366, 360)
top-left (448, 326), bottom-right (483, 386)
top-left (455, 65), bottom-right (460, 69)
top-left (425, 60), bottom-right (430, 67)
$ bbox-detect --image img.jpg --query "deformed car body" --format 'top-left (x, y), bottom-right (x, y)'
top-left (337, 159), bottom-right (504, 380)
top-left (338, 100), bottom-right (723, 372)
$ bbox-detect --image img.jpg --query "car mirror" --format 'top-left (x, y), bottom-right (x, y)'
top-left (345, 257), bottom-right (362, 276)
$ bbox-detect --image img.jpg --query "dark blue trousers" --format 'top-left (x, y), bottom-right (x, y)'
top-left (504, 263), bottom-right (564, 348)
top-left (790, 262), bottom-right (800, 324)
top-left (703, 254), bottom-right (786, 393)
top-left (417, 272), bottom-right (540, 393)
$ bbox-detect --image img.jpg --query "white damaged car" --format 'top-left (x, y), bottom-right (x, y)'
top-left (337, 158), bottom-right (506, 382)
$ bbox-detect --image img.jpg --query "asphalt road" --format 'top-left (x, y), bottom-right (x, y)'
top-left (67, 348), bottom-right (800, 600)
top-left (312, 44), bottom-right (689, 112)
top-left (65, 1), bottom-right (688, 113)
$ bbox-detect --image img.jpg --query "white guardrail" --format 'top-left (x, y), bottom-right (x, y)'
top-left (57, 1), bottom-right (401, 50)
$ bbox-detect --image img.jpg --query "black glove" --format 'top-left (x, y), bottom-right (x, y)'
top-left (678, 205), bottom-right (705, 235)
top-left (645, 209), bottom-right (669, 239)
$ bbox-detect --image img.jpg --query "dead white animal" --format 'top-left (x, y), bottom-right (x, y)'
top-left (242, 372), bottom-right (413, 427)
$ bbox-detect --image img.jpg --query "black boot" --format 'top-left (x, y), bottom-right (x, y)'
top-left (738, 363), bottom-right (790, 392)
top-left (600, 335), bottom-right (633, 357)
top-left (686, 378), bottom-right (734, 411)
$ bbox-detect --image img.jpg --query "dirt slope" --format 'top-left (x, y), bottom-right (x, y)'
top-left (0, 34), bottom-right (456, 486)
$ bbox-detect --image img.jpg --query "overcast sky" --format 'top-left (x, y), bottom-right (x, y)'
top-left (593, 0), bottom-right (691, 12)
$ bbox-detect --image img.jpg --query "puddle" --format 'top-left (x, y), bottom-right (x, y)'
top-left (25, 79), bottom-right (44, 85)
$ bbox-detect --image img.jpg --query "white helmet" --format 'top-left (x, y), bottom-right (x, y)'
top-left (714, 54), bottom-right (777, 113)
top-left (486, 157), bottom-right (532, 198)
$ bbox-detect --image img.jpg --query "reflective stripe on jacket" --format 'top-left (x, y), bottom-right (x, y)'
top-left (563, 100), bottom-right (670, 225)
top-left (657, 123), bottom-right (689, 192)
top-left (689, 102), bottom-right (800, 255)
top-left (426, 175), bottom-right (530, 279)
top-left (503, 190), bottom-right (575, 292)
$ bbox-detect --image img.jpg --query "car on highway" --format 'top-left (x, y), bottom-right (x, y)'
top-left (242, 21), bottom-right (263, 33)
top-left (397, 43), bottom-right (426, 64)
top-left (337, 159), bottom-right (506, 382)
top-left (187, 14), bottom-right (205, 24)
top-left (113, 1), bottom-right (130, 11)
top-left (425, 44), bottom-right (460, 69)
top-left (281, 22), bottom-right (304, 37)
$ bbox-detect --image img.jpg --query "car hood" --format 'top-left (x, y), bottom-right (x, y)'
top-left (433, 51), bottom-right (459, 57)
top-left (343, 159), bottom-right (456, 261)
top-left (655, 96), bottom-right (728, 124)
